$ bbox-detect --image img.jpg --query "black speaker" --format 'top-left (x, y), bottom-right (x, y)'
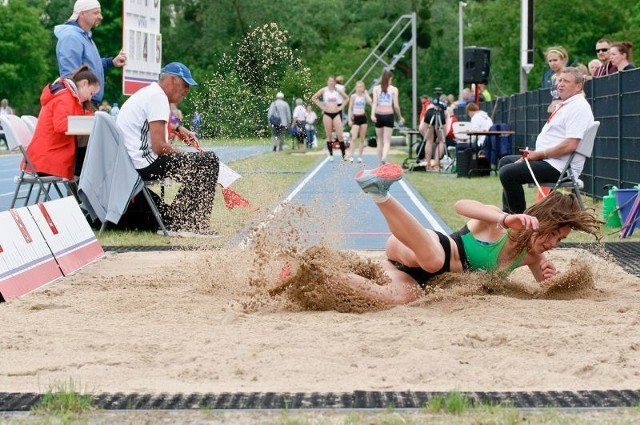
top-left (464, 47), bottom-right (491, 84)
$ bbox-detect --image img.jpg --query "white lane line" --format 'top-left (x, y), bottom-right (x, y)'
top-left (237, 157), bottom-right (330, 248)
top-left (238, 158), bottom-right (448, 247)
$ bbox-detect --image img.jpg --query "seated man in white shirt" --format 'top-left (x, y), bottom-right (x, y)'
top-left (117, 62), bottom-right (220, 235)
top-left (498, 67), bottom-right (594, 214)
top-left (465, 102), bottom-right (493, 147)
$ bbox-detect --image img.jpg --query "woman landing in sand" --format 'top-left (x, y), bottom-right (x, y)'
top-left (290, 163), bottom-right (601, 306)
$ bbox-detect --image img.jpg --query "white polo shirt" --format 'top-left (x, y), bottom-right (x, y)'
top-left (116, 82), bottom-right (170, 169)
top-left (535, 92), bottom-right (594, 176)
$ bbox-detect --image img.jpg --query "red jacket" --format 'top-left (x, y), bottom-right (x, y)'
top-left (26, 78), bottom-right (91, 179)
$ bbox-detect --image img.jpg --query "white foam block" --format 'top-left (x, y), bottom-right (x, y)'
top-left (27, 197), bottom-right (104, 276)
top-left (0, 207), bottom-right (63, 301)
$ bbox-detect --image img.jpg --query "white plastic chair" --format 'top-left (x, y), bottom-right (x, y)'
top-left (20, 115), bottom-right (37, 135)
top-left (539, 121), bottom-right (600, 209)
top-left (0, 115), bottom-right (71, 208)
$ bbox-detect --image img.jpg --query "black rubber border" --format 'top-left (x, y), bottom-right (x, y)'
top-left (1, 390), bottom-right (640, 411)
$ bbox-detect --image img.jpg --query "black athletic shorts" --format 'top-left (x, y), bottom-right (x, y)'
top-left (352, 114), bottom-right (367, 126)
top-left (375, 113), bottom-right (394, 128)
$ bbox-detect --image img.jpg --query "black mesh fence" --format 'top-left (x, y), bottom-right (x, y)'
top-left (457, 68), bottom-right (640, 199)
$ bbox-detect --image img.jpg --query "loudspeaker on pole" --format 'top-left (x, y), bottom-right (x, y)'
top-left (464, 47), bottom-right (491, 84)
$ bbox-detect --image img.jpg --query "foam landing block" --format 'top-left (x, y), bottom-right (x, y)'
top-left (27, 197), bottom-right (104, 276)
top-left (0, 208), bottom-right (63, 301)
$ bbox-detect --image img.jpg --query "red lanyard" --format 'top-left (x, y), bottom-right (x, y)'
top-left (547, 102), bottom-right (564, 123)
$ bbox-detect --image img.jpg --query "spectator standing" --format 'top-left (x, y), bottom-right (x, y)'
top-left (587, 59), bottom-right (602, 79)
top-left (169, 102), bottom-right (182, 143)
top-left (465, 103), bottom-right (493, 147)
top-left (0, 98), bottom-right (14, 148)
top-left (0, 99), bottom-right (14, 116)
top-left (541, 46), bottom-right (569, 113)
top-left (592, 39), bottom-right (618, 77)
top-left (476, 83), bottom-right (492, 102)
top-left (26, 66), bottom-right (99, 180)
top-left (267, 92), bottom-right (291, 152)
top-left (348, 80), bottom-right (372, 163)
top-left (193, 110), bottom-right (202, 139)
top-left (418, 95), bottom-right (431, 141)
top-left (98, 100), bottom-right (111, 113)
top-left (292, 98), bottom-right (307, 150)
top-left (454, 88), bottom-right (472, 109)
top-left (498, 67), bottom-right (593, 214)
top-left (609, 41), bottom-right (636, 71)
top-left (418, 91), bottom-right (447, 170)
top-left (370, 69), bottom-right (403, 165)
top-left (55, 0), bottom-right (127, 105)
top-left (311, 76), bottom-right (349, 161)
top-left (117, 62), bottom-right (220, 235)
top-left (304, 105), bottom-right (317, 149)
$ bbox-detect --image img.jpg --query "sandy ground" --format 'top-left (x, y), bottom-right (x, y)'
top-left (1, 240), bottom-right (639, 395)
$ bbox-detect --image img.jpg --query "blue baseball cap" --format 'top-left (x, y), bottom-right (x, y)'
top-left (161, 62), bottom-right (198, 86)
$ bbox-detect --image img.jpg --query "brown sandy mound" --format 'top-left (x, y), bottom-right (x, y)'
top-left (271, 246), bottom-right (390, 313)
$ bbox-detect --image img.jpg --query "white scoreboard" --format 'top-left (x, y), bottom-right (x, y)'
top-left (122, 0), bottom-right (162, 95)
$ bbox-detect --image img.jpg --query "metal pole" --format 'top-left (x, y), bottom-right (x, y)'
top-left (458, 2), bottom-right (467, 100)
top-left (411, 12), bottom-right (417, 130)
top-left (520, 0), bottom-right (534, 93)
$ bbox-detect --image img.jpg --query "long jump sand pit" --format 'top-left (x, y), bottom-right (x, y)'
top-left (1, 239), bottom-right (639, 395)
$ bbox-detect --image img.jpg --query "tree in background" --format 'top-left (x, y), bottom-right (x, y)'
top-left (463, 0), bottom-right (638, 95)
top-left (5, 0), bottom-right (640, 124)
top-left (189, 23), bottom-right (312, 138)
top-left (0, 1), bottom-right (51, 115)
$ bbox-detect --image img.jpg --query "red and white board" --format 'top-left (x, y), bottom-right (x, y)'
top-left (27, 197), bottom-right (104, 276)
top-left (0, 207), bottom-right (63, 301)
top-left (0, 197), bottom-right (104, 301)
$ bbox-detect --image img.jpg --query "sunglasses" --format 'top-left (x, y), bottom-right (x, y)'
top-left (596, 48), bottom-right (609, 53)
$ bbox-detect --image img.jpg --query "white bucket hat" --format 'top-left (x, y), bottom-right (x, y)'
top-left (69, 0), bottom-right (101, 21)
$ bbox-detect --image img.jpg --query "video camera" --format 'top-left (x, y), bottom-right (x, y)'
top-left (431, 87), bottom-right (448, 110)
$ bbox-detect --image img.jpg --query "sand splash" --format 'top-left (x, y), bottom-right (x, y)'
top-left (238, 202), bottom-right (603, 314)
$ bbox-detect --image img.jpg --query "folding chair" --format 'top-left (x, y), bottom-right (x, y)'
top-left (537, 121), bottom-right (600, 209)
top-left (0, 115), bottom-right (71, 208)
top-left (20, 115), bottom-right (38, 134)
top-left (78, 112), bottom-right (169, 235)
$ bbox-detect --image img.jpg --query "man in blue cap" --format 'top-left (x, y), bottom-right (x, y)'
top-left (117, 62), bottom-right (220, 235)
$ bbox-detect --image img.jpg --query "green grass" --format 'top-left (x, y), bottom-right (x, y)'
top-left (424, 391), bottom-right (473, 414)
top-left (96, 148), bottom-right (322, 247)
top-left (32, 380), bottom-right (93, 418)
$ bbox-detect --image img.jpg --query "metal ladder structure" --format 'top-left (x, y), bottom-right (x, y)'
top-left (344, 12), bottom-right (417, 129)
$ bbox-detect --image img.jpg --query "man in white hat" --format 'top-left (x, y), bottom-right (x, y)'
top-left (54, 0), bottom-right (127, 104)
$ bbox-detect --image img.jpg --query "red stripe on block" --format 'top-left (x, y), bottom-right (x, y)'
top-left (55, 240), bottom-right (105, 276)
top-left (0, 259), bottom-right (62, 300)
top-left (123, 79), bottom-right (151, 95)
top-left (9, 209), bottom-right (32, 243)
top-left (37, 203), bottom-right (59, 235)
